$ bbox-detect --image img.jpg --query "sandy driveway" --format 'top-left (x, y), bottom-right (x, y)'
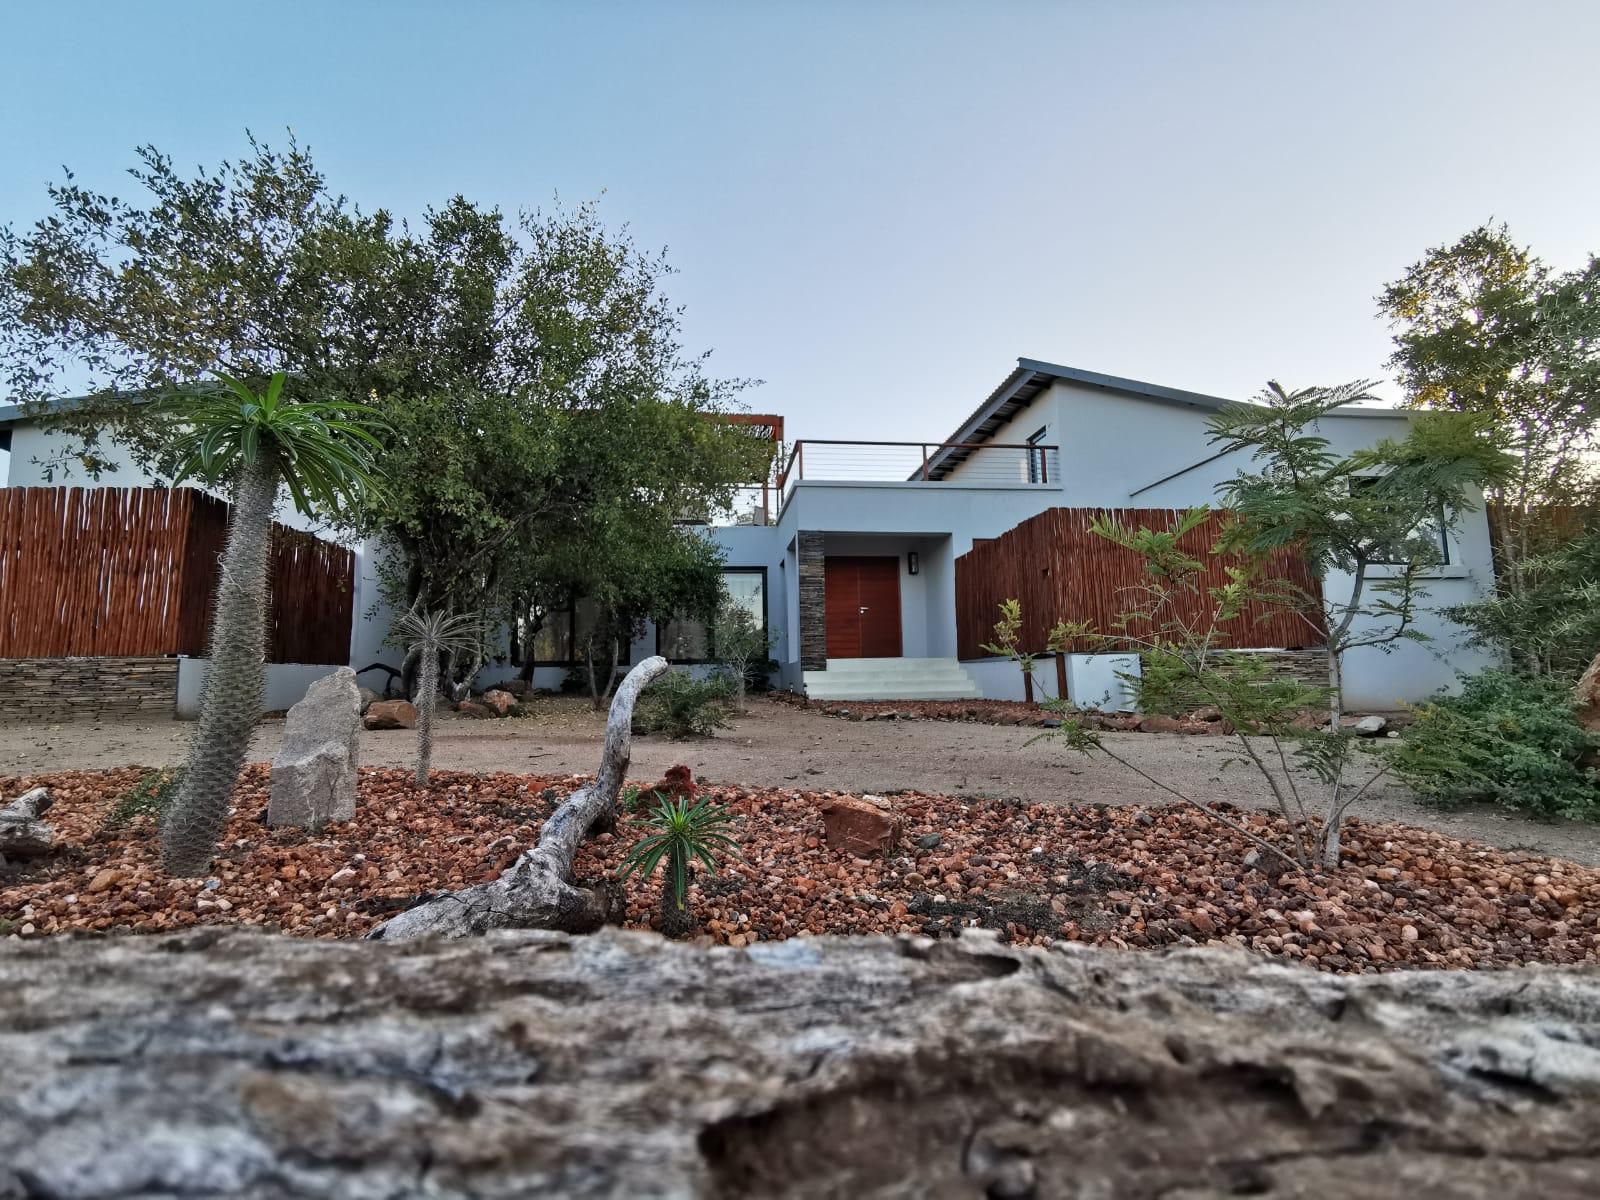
top-left (5, 696), bottom-right (1597, 865)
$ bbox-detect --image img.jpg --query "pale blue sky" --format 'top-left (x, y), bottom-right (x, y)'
top-left (4, 1), bottom-right (1597, 443)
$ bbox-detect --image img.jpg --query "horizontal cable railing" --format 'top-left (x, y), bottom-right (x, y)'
top-left (775, 440), bottom-right (1059, 513)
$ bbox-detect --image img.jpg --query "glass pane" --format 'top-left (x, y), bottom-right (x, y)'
top-left (528, 609), bottom-right (572, 663)
top-left (723, 570), bottom-right (764, 625)
top-left (661, 616), bottom-right (709, 661)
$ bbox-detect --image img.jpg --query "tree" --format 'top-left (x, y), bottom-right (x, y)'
top-left (157, 373), bottom-right (382, 876)
top-left (0, 137), bottom-right (405, 474)
top-left (981, 597), bottom-right (1069, 700)
top-left (1379, 224), bottom-right (1600, 672)
top-left (0, 136), bottom-right (771, 668)
top-left (1207, 382), bottom-right (1508, 864)
top-left (391, 607), bottom-right (485, 787)
top-left (711, 594), bottom-right (778, 712)
top-left (355, 204), bottom-right (771, 638)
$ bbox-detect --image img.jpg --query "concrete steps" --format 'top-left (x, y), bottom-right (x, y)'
top-left (802, 657), bottom-right (982, 701)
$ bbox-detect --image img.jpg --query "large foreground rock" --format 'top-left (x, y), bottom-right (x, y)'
top-left (268, 668), bottom-right (360, 828)
top-left (1, 930), bottom-right (1596, 1198)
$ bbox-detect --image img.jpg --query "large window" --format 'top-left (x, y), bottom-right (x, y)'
top-left (1349, 476), bottom-right (1449, 566)
top-left (659, 568), bottom-right (767, 663)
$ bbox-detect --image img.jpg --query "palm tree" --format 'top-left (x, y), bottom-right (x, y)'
top-left (618, 793), bottom-right (740, 937)
top-left (159, 372), bottom-right (383, 876)
top-left (392, 606), bottom-right (484, 787)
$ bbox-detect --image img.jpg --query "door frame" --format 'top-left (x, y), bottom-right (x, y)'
top-left (823, 554), bottom-right (903, 659)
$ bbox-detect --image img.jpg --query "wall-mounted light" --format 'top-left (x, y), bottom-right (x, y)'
top-left (907, 551), bottom-right (919, 576)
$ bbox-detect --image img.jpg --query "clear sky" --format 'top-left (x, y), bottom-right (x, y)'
top-left (4, 0), bottom-right (1597, 443)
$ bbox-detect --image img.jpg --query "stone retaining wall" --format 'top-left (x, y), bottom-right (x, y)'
top-left (0, 657), bottom-right (177, 722)
top-left (1224, 648), bottom-right (1329, 687)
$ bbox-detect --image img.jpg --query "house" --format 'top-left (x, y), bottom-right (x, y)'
top-left (624, 358), bottom-right (1499, 711)
top-left (0, 357), bottom-right (1500, 714)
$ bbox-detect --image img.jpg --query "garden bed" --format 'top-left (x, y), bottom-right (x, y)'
top-left (2, 765), bottom-right (1595, 974)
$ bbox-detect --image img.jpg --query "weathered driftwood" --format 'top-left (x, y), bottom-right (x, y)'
top-left (0, 786), bottom-right (53, 860)
top-left (370, 655), bottom-right (669, 940)
top-left (1, 928), bottom-right (1597, 1198)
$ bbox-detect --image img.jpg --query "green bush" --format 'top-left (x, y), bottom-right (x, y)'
top-left (103, 767), bottom-right (184, 832)
top-left (1388, 671), bottom-right (1600, 819)
top-left (632, 672), bottom-right (732, 739)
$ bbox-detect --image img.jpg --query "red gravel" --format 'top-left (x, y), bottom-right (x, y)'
top-left (3, 766), bottom-right (1597, 974)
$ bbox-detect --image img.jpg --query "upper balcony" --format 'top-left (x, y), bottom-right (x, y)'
top-left (706, 439), bottom-right (1061, 526)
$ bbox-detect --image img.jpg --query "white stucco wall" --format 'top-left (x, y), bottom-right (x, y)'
top-left (175, 660), bottom-right (354, 718)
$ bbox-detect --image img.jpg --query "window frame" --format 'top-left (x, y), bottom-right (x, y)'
top-left (1348, 475), bottom-right (1450, 567)
top-left (1026, 426), bottom-right (1049, 484)
top-left (657, 566), bottom-right (769, 665)
top-left (515, 603), bottom-right (579, 667)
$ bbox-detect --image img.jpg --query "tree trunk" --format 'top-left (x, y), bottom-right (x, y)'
top-left (7, 930), bottom-right (1600, 1198)
top-left (370, 656), bottom-right (670, 940)
top-left (600, 636), bottom-right (621, 705)
top-left (160, 457), bottom-right (279, 877)
top-left (414, 640), bottom-right (439, 788)
top-left (585, 634), bottom-right (601, 709)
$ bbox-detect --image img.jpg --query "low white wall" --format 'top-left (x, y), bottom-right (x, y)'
top-left (961, 656), bottom-right (1056, 703)
top-left (175, 660), bottom-right (352, 718)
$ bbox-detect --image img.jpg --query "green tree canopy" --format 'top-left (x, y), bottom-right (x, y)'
top-left (0, 135), bottom-right (772, 642)
top-left (1379, 224), bottom-right (1600, 674)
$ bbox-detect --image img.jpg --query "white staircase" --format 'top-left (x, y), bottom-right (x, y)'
top-left (803, 657), bottom-right (982, 701)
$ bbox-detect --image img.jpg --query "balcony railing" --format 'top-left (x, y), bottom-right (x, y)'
top-left (776, 439), bottom-right (1058, 514)
top-left (690, 440), bottom-right (1061, 526)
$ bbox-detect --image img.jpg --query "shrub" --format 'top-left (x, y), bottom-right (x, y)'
top-left (632, 672), bottom-right (732, 739)
top-left (1388, 671), bottom-right (1600, 819)
top-left (103, 768), bottom-right (184, 832)
top-left (617, 792), bottom-right (740, 936)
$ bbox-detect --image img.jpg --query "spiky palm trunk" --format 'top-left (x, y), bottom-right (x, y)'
top-left (414, 643), bottom-right (439, 787)
top-left (160, 457), bottom-right (279, 876)
top-left (659, 854), bottom-right (693, 938)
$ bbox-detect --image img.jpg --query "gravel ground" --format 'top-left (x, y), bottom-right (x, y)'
top-left (4, 695), bottom-right (1598, 865)
top-left (5, 765), bottom-right (1597, 974)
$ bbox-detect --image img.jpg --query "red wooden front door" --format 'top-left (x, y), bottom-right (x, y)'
top-left (824, 556), bottom-right (902, 659)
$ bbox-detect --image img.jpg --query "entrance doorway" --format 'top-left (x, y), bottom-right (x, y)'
top-left (824, 556), bottom-right (902, 658)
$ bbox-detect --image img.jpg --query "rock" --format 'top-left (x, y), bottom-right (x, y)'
top-left (85, 868), bottom-right (123, 895)
top-left (1, 930), bottom-right (1597, 1197)
top-left (1138, 714), bottom-right (1186, 734)
top-left (640, 764), bottom-right (697, 806)
top-left (456, 700), bottom-right (496, 719)
top-left (917, 833), bottom-right (943, 850)
top-left (819, 796), bottom-right (902, 857)
top-left (481, 689), bottom-right (516, 717)
top-left (0, 787), bottom-right (54, 860)
top-left (1353, 715), bottom-right (1388, 736)
top-left (268, 668), bottom-right (361, 829)
top-left (357, 686), bottom-right (380, 714)
top-left (362, 699), bottom-right (417, 730)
